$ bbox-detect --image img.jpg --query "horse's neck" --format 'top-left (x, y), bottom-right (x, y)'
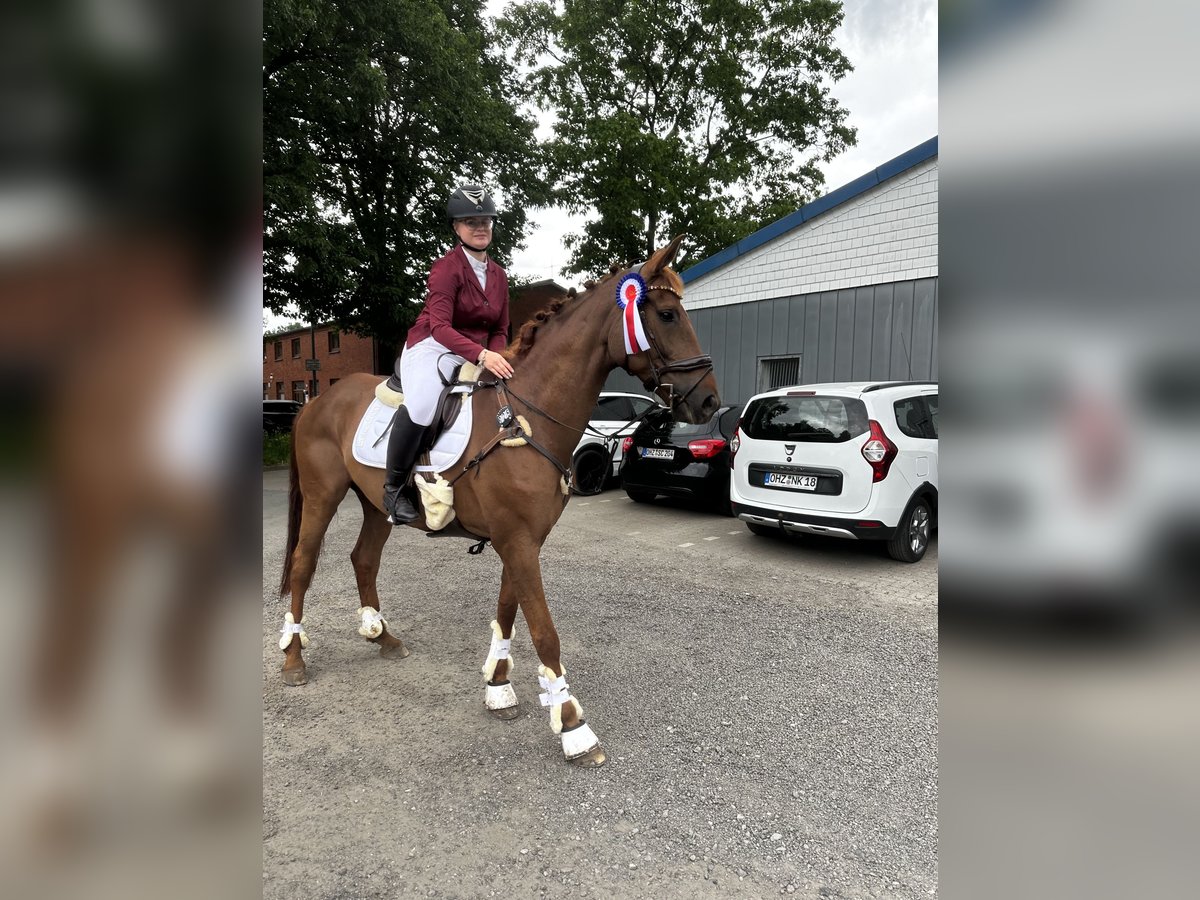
top-left (507, 301), bottom-right (617, 451)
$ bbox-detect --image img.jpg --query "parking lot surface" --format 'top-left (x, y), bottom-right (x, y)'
top-left (263, 470), bottom-right (937, 899)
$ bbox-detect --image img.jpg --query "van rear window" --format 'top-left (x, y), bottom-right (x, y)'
top-left (742, 396), bottom-right (869, 443)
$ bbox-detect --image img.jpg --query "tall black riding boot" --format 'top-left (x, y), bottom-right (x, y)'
top-left (382, 407), bottom-right (428, 525)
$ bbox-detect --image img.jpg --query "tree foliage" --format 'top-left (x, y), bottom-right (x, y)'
top-left (500, 0), bottom-right (856, 276)
top-left (264, 0), bottom-right (546, 347)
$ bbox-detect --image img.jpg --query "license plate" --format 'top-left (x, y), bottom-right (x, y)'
top-left (763, 472), bottom-right (818, 491)
top-left (640, 448), bottom-right (674, 459)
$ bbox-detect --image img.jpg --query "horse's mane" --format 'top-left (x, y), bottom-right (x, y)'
top-left (506, 259), bottom-right (683, 359)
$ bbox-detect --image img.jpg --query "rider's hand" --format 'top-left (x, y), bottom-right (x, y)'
top-left (480, 349), bottom-right (514, 380)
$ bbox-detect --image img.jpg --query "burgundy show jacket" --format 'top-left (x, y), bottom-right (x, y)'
top-left (405, 245), bottom-right (510, 361)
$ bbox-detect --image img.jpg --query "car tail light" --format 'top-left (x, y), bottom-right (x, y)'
top-left (622, 436), bottom-right (634, 454)
top-left (729, 421), bottom-right (741, 465)
top-left (861, 420), bottom-right (897, 482)
top-left (688, 438), bottom-right (727, 459)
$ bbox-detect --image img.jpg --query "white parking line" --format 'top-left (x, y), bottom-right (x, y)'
top-left (704, 536), bottom-right (720, 541)
top-left (626, 530), bottom-right (641, 535)
top-left (727, 530), bottom-right (741, 535)
top-left (599, 499), bottom-right (612, 503)
top-left (677, 542), bottom-right (695, 548)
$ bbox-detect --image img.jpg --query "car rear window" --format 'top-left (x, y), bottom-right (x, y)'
top-left (742, 395), bottom-right (869, 443)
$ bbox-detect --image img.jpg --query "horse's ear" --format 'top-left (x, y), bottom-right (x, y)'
top-left (642, 235), bottom-right (686, 278)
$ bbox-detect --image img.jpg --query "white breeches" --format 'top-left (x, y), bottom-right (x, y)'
top-left (398, 336), bottom-right (468, 426)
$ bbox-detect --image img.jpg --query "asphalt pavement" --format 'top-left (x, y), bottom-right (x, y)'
top-left (262, 469), bottom-right (937, 899)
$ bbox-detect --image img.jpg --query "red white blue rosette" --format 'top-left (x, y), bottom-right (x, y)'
top-left (615, 273), bottom-right (651, 354)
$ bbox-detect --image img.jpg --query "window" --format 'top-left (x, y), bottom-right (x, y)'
top-left (276, 382), bottom-right (285, 399)
top-left (291, 338), bottom-right (301, 358)
top-left (590, 395), bottom-right (634, 421)
top-left (274, 341), bottom-right (283, 361)
top-left (327, 330), bottom-right (340, 353)
top-left (894, 397), bottom-right (938, 440)
top-left (629, 397), bottom-right (657, 418)
top-left (291, 380), bottom-right (306, 403)
top-left (263, 383), bottom-right (268, 399)
top-left (742, 396), bottom-right (869, 443)
top-left (757, 356), bottom-right (801, 393)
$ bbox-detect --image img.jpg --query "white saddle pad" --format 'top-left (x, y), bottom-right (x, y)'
top-left (351, 390), bottom-right (474, 474)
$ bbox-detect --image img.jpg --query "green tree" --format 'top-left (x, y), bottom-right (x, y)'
top-left (265, 0), bottom-right (546, 348)
top-left (500, 0), bottom-right (856, 276)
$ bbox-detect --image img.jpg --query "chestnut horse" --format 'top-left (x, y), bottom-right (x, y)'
top-left (277, 237), bottom-right (719, 766)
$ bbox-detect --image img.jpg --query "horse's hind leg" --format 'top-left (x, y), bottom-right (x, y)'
top-left (350, 486), bottom-right (409, 659)
top-left (281, 484), bottom-right (346, 686)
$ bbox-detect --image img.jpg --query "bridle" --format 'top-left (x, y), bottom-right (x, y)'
top-left (626, 269), bottom-right (714, 411)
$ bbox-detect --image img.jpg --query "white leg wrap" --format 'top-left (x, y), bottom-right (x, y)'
top-left (481, 620), bottom-right (514, 681)
top-left (357, 606), bottom-right (386, 638)
top-left (484, 681), bottom-right (519, 711)
top-left (561, 722), bottom-right (600, 760)
top-left (538, 664), bottom-right (583, 735)
top-left (279, 612), bottom-right (309, 650)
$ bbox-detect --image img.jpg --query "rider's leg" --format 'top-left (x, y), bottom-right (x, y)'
top-left (382, 406), bottom-right (426, 525)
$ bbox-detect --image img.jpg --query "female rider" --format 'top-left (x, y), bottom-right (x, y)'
top-left (383, 184), bottom-right (516, 524)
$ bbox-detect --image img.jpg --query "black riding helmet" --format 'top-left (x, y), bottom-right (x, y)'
top-left (447, 184), bottom-right (498, 221)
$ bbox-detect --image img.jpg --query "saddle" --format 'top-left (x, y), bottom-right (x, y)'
top-left (379, 360), bottom-right (485, 456)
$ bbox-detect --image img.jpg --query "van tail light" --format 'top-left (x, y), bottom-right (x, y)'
top-left (729, 421), bottom-right (742, 465)
top-left (688, 438), bottom-right (727, 460)
top-left (621, 436), bottom-right (634, 454)
top-left (861, 420), bottom-right (898, 482)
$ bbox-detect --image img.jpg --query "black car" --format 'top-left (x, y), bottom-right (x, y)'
top-left (619, 406), bottom-right (739, 514)
top-left (264, 399), bottom-right (303, 434)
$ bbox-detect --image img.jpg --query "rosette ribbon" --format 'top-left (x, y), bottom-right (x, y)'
top-left (615, 273), bottom-right (651, 355)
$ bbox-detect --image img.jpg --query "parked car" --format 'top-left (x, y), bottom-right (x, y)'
top-left (619, 406), bottom-right (739, 514)
top-left (571, 391), bottom-right (664, 494)
top-left (264, 399), bottom-right (303, 434)
top-left (730, 382), bottom-right (938, 562)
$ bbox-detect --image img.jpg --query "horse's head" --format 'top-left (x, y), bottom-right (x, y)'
top-left (609, 236), bottom-right (721, 424)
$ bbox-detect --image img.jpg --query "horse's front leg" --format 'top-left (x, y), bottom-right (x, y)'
top-left (494, 536), bottom-right (606, 767)
top-left (480, 565), bottom-right (520, 720)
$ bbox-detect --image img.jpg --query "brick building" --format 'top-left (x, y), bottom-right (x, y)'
top-left (263, 324), bottom-right (387, 402)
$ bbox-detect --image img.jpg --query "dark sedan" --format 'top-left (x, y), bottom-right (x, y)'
top-left (264, 399), bottom-right (303, 434)
top-left (619, 406), bottom-right (739, 515)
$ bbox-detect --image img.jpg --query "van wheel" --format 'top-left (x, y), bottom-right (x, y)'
top-left (625, 487), bottom-right (657, 503)
top-left (887, 498), bottom-right (931, 562)
top-left (746, 522), bottom-right (778, 537)
top-left (572, 448), bottom-right (609, 495)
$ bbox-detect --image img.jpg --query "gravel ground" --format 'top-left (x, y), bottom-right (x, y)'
top-left (263, 470), bottom-right (938, 899)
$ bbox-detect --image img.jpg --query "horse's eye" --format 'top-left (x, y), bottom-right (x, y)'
top-left (658, 309), bottom-right (676, 323)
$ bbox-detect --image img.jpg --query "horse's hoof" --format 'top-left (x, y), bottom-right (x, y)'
top-left (377, 640), bottom-right (410, 659)
top-left (567, 745), bottom-right (607, 768)
top-left (488, 705), bottom-right (521, 721)
top-left (281, 665), bottom-right (308, 686)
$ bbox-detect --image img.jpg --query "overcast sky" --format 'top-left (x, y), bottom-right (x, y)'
top-left (491, 0), bottom-right (938, 284)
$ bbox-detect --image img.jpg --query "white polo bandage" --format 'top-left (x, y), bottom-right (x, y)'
top-left (538, 664), bottom-right (583, 734)
top-left (358, 606), bottom-right (386, 638)
top-left (481, 620), bottom-right (514, 681)
top-left (278, 612), bottom-right (309, 650)
top-left (485, 681), bottom-right (518, 711)
top-left (561, 722), bottom-right (600, 760)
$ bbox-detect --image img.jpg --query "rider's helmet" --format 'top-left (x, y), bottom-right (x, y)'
top-left (447, 184), bottom-right (498, 221)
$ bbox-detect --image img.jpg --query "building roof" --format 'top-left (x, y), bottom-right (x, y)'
top-left (680, 136), bottom-right (938, 285)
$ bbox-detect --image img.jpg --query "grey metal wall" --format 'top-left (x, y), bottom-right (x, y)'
top-left (604, 276), bottom-right (938, 406)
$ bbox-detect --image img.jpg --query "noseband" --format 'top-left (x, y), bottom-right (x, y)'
top-left (629, 281), bottom-right (714, 411)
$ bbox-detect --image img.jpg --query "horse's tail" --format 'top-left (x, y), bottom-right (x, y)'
top-left (279, 426), bottom-right (303, 597)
